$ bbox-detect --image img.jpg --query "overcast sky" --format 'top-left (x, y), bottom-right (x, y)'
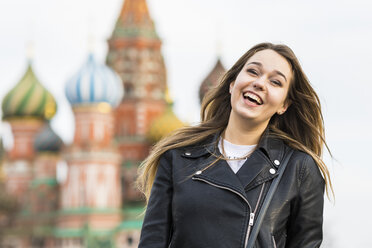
top-left (1, 0), bottom-right (372, 246)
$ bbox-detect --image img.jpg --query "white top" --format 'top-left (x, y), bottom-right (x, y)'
top-left (218, 138), bottom-right (257, 173)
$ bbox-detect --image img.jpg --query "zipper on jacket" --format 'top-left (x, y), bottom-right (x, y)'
top-left (192, 177), bottom-right (251, 207)
top-left (192, 176), bottom-right (266, 248)
top-left (244, 182), bottom-right (266, 247)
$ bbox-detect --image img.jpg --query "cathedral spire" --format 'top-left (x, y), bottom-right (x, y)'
top-left (119, 0), bottom-right (151, 25)
top-left (110, 0), bottom-right (159, 41)
top-left (107, 0), bottom-right (165, 101)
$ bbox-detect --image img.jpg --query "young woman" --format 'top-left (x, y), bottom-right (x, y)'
top-left (137, 42), bottom-right (332, 248)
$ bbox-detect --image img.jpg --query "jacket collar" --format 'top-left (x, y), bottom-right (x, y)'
top-left (182, 128), bottom-right (286, 167)
top-left (184, 128), bottom-right (288, 192)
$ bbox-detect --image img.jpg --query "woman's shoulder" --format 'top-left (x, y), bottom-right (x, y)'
top-left (164, 134), bottom-right (218, 158)
top-left (288, 148), bottom-right (325, 185)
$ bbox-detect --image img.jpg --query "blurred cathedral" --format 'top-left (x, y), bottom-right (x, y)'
top-left (0, 0), bottom-right (225, 247)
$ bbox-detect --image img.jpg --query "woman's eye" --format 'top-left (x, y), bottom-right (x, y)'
top-left (247, 69), bottom-right (258, 75)
top-left (271, 80), bottom-right (282, 86)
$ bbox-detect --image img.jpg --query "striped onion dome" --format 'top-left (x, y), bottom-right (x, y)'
top-left (65, 54), bottom-right (124, 107)
top-left (34, 122), bottom-right (63, 153)
top-left (147, 89), bottom-right (184, 142)
top-left (2, 63), bottom-right (57, 120)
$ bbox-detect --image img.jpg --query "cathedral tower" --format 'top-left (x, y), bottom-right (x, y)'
top-left (1, 62), bottom-right (57, 210)
top-left (199, 57), bottom-right (226, 104)
top-left (1, 61), bottom-right (57, 247)
top-left (57, 54), bottom-right (124, 246)
top-left (106, 0), bottom-right (167, 170)
top-left (31, 122), bottom-right (63, 247)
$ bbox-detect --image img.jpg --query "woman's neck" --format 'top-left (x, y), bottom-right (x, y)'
top-left (224, 113), bottom-right (269, 145)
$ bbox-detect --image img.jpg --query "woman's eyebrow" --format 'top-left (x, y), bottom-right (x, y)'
top-left (247, 61), bottom-right (262, 67)
top-left (274, 71), bottom-right (287, 82)
top-left (247, 61), bottom-right (287, 82)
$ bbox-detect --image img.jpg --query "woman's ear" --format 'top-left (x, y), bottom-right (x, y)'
top-left (278, 99), bottom-right (291, 115)
top-left (229, 82), bottom-right (235, 94)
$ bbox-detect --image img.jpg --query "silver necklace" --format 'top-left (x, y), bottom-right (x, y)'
top-left (220, 137), bottom-right (254, 160)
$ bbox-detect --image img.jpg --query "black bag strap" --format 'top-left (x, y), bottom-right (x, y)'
top-left (245, 149), bottom-right (294, 248)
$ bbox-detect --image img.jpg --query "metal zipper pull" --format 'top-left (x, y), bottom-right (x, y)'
top-left (249, 213), bottom-right (255, 226)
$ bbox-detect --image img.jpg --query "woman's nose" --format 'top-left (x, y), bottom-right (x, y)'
top-left (252, 77), bottom-right (265, 91)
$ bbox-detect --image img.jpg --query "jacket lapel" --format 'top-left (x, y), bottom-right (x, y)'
top-left (236, 149), bottom-right (277, 191)
top-left (236, 130), bottom-right (287, 191)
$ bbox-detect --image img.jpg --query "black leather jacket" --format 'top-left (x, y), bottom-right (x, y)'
top-left (139, 132), bottom-right (325, 248)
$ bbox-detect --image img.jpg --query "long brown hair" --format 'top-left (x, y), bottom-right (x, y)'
top-left (137, 42), bottom-right (333, 202)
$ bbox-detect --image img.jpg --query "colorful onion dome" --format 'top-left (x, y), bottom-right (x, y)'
top-left (199, 58), bottom-right (226, 104)
top-left (2, 63), bottom-right (57, 120)
top-left (147, 89), bottom-right (184, 142)
top-left (65, 54), bottom-right (124, 107)
top-left (34, 122), bottom-right (63, 153)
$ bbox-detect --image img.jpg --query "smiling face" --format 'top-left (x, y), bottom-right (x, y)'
top-left (229, 49), bottom-right (292, 127)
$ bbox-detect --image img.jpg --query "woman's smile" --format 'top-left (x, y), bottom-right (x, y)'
top-left (242, 91), bottom-right (263, 106)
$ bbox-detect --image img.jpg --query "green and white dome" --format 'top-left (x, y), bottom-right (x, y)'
top-left (2, 63), bottom-right (57, 120)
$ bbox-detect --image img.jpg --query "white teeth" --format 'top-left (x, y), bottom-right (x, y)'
top-left (243, 92), bottom-right (262, 104)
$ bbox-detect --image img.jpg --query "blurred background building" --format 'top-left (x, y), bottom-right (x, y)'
top-left (0, 0), bottom-right (223, 247)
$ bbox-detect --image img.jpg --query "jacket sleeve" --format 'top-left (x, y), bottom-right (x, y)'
top-left (138, 151), bottom-right (173, 248)
top-left (286, 154), bottom-right (325, 248)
